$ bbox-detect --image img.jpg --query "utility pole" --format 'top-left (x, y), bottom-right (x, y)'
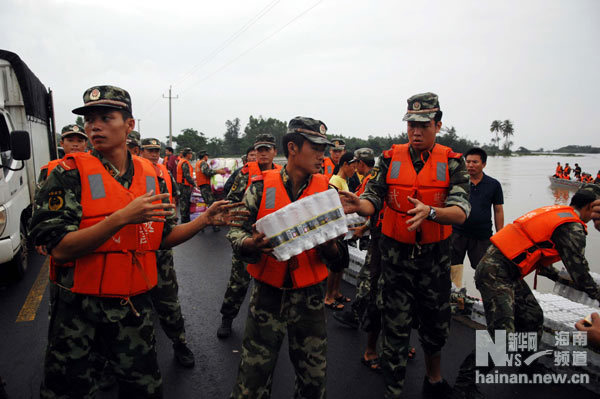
top-left (162, 85), bottom-right (179, 147)
top-left (136, 119), bottom-right (141, 134)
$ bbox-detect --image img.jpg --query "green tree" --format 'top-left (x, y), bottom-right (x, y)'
top-left (206, 137), bottom-right (225, 157)
top-left (490, 120), bottom-right (502, 149)
top-left (75, 116), bottom-right (84, 127)
top-left (437, 126), bottom-right (479, 153)
top-left (501, 119), bottom-right (514, 154)
top-left (172, 128), bottom-right (207, 155)
top-left (224, 118), bottom-right (241, 155)
top-left (242, 116), bottom-right (287, 152)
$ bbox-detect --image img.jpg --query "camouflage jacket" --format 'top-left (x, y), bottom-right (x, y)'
top-left (227, 165), bottom-right (338, 265)
top-left (181, 161), bottom-right (195, 187)
top-left (200, 160), bottom-right (218, 181)
top-left (359, 144), bottom-right (470, 252)
top-left (540, 222), bottom-right (600, 301)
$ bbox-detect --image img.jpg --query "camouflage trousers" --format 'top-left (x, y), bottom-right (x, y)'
top-left (231, 281), bottom-right (327, 399)
top-left (179, 185), bottom-right (192, 223)
top-left (378, 236), bottom-right (451, 399)
top-left (354, 229), bottom-right (382, 332)
top-left (220, 254), bottom-right (252, 320)
top-left (199, 184), bottom-right (215, 207)
top-left (41, 290), bottom-right (162, 398)
top-left (455, 245), bottom-right (544, 388)
top-left (150, 249), bottom-right (187, 343)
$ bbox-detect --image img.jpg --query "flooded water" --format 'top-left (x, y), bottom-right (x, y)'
top-left (461, 153), bottom-right (600, 297)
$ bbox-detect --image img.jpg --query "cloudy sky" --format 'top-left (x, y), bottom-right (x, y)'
top-left (2, 0), bottom-right (598, 150)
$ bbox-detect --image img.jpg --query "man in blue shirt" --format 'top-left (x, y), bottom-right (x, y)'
top-left (450, 147), bottom-right (504, 287)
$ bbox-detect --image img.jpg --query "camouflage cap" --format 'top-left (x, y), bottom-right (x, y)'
top-left (287, 117), bottom-right (333, 146)
top-left (60, 124), bottom-right (87, 140)
top-left (352, 147), bottom-right (375, 163)
top-left (197, 150), bottom-right (208, 158)
top-left (402, 92), bottom-right (440, 122)
top-left (575, 183), bottom-right (600, 200)
top-left (141, 138), bottom-right (161, 149)
top-left (331, 138), bottom-right (346, 151)
top-left (72, 85), bottom-right (132, 115)
top-left (182, 147), bottom-right (193, 155)
top-left (126, 131), bottom-right (141, 147)
top-left (254, 134), bottom-right (276, 149)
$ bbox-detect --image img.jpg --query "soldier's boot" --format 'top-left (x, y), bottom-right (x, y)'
top-left (332, 307), bottom-right (359, 329)
top-left (216, 317), bottom-right (233, 339)
top-left (173, 341), bottom-right (195, 368)
top-left (452, 352), bottom-right (486, 399)
top-left (422, 377), bottom-right (452, 399)
top-left (451, 384), bottom-right (484, 399)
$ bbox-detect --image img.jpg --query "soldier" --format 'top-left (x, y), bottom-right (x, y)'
top-left (340, 92), bottom-right (470, 398)
top-left (322, 138), bottom-right (345, 180)
top-left (224, 146), bottom-right (258, 196)
top-left (140, 138), bottom-right (195, 367)
top-left (452, 184), bottom-right (600, 399)
top-left (228, 117), bottom-right (339, 398)
top-left (195, 150), bottom-right (227, 231)
top-left (30, 85), bottom-right (246, 398)
top-left (217, 134), bottom-right (281, 338)
top-left (126, 130), bottom-right (141, 156)
top-left (38, 124), bottom-right (88, 183)
top-left (176, 148), bottom-right (196, 223)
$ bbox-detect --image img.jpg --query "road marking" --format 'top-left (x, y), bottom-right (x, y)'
top-left (16, 256), bottom-right (49, 322)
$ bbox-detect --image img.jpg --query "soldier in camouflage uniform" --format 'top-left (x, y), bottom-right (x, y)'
top-left (196, 150), bottom-right (227, 231)
top-left (140, 138), bottom-right (195, 367)
top-left (217, 134), bottom-right (279, 339)
top-left (176, 148), bottom-right (196, 223)
top-left (30, 85), bottom-right (246, 398)
top-left (126, 130), bottom-right (141, 156)
top-left (452, 184), bottom-right (600, 399)
top-left (227, 117), bottom-right (338, 399)
top-left (341, 93), bottom-right (471, 399)
top-left (37, 124), bottom-right (87, 184)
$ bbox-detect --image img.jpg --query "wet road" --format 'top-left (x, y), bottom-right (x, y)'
top-left (0, 231), bottom-right (598, 398)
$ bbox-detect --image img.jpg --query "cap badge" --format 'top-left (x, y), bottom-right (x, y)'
top-left (319, 124), bottom-right (326, 135)
top-left (412, 101), bottom-right (421, 111)
top-left (89, 88), bottom-right (101, 101)
top-left (72, 125), bottom-right (79, 132)
top-left (151, 140), bottom-right (157, 145)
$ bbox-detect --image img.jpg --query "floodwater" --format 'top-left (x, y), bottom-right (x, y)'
top-left (460, 153), bottom-right (600, 297)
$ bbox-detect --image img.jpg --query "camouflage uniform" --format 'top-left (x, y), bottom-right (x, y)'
top-left (227, 119), bottom-right (334, 398)
top-left (31, 149), bottom-right (175, 398)
top-left (360, 94), bottom-right (471, 398)
top-left (198, 160), bottom-right (218, 207)
top-left (178, 157), bottom-right (195, 223)
top-left (455, 200), bottom-right (600, 392)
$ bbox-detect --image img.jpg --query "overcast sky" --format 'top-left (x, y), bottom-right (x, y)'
top-left (3, 0), bottom-right (599, 150)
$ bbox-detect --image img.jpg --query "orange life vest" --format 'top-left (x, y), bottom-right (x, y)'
top-left (381, 143), bottom-right (457, 244)
top-left (241, 161), bottom-right (283, 190)
top-left (564, 166), bottom-right (571, 175)
top-left (246, 170), bottom-right (330, 289)
top-left (194, 159), bottom-right (211, 186)
top-left (322, 157), bottom-right (335, 180)
top-left (176, 158), bottom-right (194, 186)
top-left (356, 172), bottom-right (385, 228)
top-left (556, 165), bottom-right (563, 174)
top-left (490, 205), bottom-right (587, 277)
top-left (155, 162), bottom-right (173, 203)
top-left (40, 159), bottom-right (62, 178)
top-left (49, 153), bottom-right (164, 298)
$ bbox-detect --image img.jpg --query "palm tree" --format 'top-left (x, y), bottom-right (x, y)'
top-left (490, 120), bottom-right (502, 148)
top-left (501, 119), bottom-right (514, 152)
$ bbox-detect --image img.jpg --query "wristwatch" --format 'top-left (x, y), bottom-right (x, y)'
top-left (426, 206), bottom-right (437, 221)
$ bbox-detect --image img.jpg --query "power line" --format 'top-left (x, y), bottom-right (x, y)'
top-left (181, 0), bottom-right (324, 95)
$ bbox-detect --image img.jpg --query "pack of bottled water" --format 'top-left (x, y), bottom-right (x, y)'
top-left (552, 268), bottom-right (600, 308)
top-left (255, 189), bottom-right (348, 261)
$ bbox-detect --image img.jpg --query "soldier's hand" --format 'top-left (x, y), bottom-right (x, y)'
top-left (217, 168), bottom-right (227, 175)
top-left (575, 312), bottom-right (600, 349)
top-left (36, 245), bottom-right (48, 256)
top-left (242, 225), bottom-right (273, 254)
top-left (339, 191), bottom-right (361, 214)
top-left (116, 191), bottom-right (174, 224)
top-left (204, 200), bottom-right (249, 226)
top-left (592, 199), bottom-right (600, 231)
top-left (350, 224), bottom-right (369, 239)
top-left (406, 196), bottom-right (429, 231)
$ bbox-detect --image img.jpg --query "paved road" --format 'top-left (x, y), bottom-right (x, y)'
top-left (0, 231), bottom-right (598, 398)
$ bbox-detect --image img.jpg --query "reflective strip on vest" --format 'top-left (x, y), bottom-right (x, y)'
top-left (390, 161), bottom-right (401, 179)
top-left (88, 174), bottom-right (106, 199)
top-left (327, 166), bottom-right (332, 174)
top-left (265, 187), bottom-right (276, 209)
top-left (146, 176), bottom-right (156, 194)
top-left (437, 162), bottom-right (447, 181)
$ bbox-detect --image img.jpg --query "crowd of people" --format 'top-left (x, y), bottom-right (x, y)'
top-left (26, 85), bottom-right (600, 399)
top-left (553, 162), bottom-right (600, 183)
